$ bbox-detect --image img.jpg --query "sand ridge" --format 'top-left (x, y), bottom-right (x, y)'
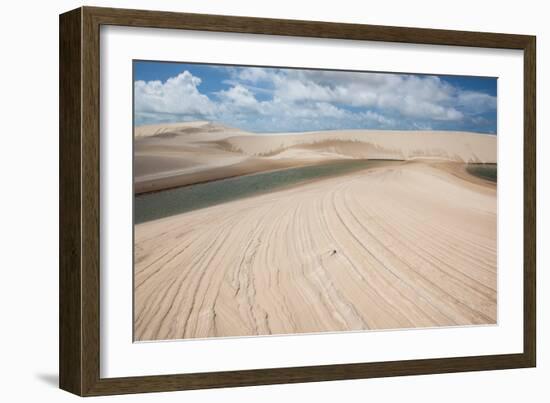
top-left (134, 122), bottom-right (496, 194)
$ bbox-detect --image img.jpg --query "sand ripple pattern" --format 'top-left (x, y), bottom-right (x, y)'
top-left (134, 162), bottom-right (497, 341)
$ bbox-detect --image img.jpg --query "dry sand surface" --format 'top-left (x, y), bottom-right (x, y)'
top-left (134, 121), bottom-right (496, 193)
top-left (134, 160), bottom-right (497, 341)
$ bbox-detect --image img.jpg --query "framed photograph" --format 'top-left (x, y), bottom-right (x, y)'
top-left (59, 6), bottom-right (536, 396)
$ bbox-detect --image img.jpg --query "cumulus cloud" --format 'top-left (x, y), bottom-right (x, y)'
top-left (457, 91), bottom-right (497, 112)
top-left (217, 85), bottom-right (261, 111)
top-left (134, 71), bottom-right (217, 123)
top-left (266, 70), bottom-right (468, 121)
top-left (237, 67), bottom-right (271, 83)
top-left (134, 66), bottom-right (497, 133)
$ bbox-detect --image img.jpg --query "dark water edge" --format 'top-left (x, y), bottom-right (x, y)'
top-left (135, 159), bottom-right (396, 224)
top-left (466, 163), bottom-right (497, 183)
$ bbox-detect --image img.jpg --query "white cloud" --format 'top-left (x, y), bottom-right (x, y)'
top-left (217, 85), bottom-right (261, 111)
top-left (397, 97), bottom-right (464, 121)
top-left (271, 71), bottom-right (466, 121)
top-left (134, 67), bottom-right (496, 133)
top-left (359, 110), bottom-right (396, 127)
top-left (237, 67), bottom-right (271, 83)
top-left (134, 71), bottom-right (217, 120)
top-left (457, 90), bottom-right (497, 112)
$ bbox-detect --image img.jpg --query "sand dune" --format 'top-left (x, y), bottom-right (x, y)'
top-left (134, 123), bottom-right (496, 194)
top-left (225, 130), bottom-right (497, 162)
top-left (134, 161), bottom-right (496, 341)
top-left (134, 121), bottom-right (251, 139)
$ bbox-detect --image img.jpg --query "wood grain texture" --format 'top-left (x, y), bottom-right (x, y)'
top-left (59, 6), bottom-right (537, 396)
top-left (523, 38), bottom-right (536, 366)
top-left (86, 6), bottom-right (531, 49)
top-left (81, 6), bottom-right (102, 396)
top-left (59, 8), bottom-right (82, 396)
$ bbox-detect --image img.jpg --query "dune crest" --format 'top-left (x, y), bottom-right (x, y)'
top-left (224, 130), bottom-right (496, 162)
top-left (134, 121), bottom-right (251, 138)
top-left (133, 122), bottom-right (496, 194)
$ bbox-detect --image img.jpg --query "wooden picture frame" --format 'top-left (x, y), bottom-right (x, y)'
top-left (59, 6), bottom-right (536, 396)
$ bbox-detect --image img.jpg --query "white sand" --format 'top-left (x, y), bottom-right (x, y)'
top-left (134, 122), bottom-right (497, 193)
top-left (227, 129), bottom-right (496, 162)
top-left (134, 161), bottom-right (496, 341)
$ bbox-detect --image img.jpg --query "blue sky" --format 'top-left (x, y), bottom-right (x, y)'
top-left (134, 61), bottom-right (497, 134)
